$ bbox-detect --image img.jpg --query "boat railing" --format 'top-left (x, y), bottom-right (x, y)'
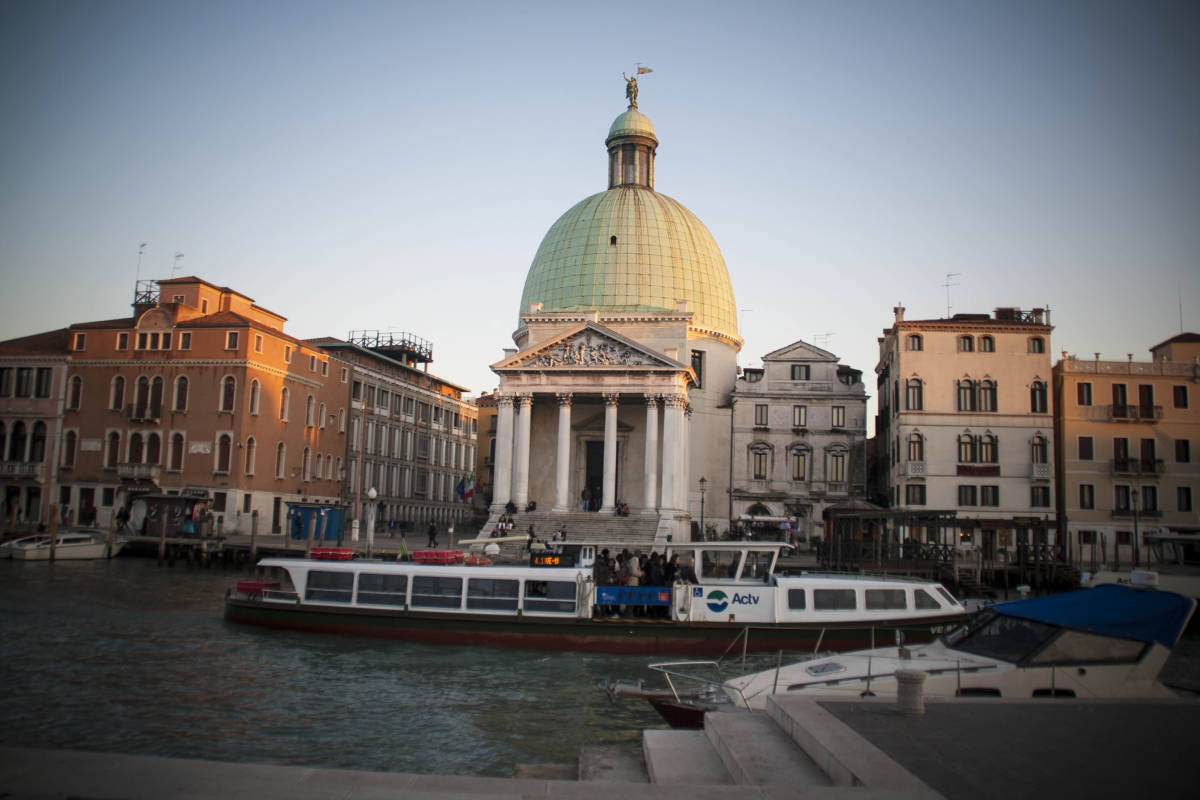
top-left (262, 589), bottom-right (298, 602)
top-left (645, 660), bottom-right (756, 710)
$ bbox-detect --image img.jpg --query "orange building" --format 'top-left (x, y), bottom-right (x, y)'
top-left (57, 277), bottom-right (349, 534)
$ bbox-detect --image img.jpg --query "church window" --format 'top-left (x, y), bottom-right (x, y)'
top-left (610, 235), bottom-right (617, 245)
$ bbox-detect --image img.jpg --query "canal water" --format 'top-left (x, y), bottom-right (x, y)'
top-left (0, 557), bottom-right (688, 777)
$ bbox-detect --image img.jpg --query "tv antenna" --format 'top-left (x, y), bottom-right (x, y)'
top-left (944, 272), bottom-right (960, 317)
top-left (135, 242), bottom-right (147, 282)
top-left (813, 333), bottom-right (835, 348)
top-left (172, 251), bottom-right (184, 276)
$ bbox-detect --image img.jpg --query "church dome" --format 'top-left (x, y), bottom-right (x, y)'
top-left (518, 102), bottom-right (739, 342)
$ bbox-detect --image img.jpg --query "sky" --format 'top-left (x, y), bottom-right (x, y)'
top-left (2, 0), bottom-right (1198, 431)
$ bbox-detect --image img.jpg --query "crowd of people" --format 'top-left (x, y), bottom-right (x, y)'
top-left (590, 547), bottom-right (697, 618)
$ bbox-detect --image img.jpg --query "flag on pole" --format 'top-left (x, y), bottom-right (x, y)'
top-left (455, 476), bottom-right (466, 500)
top-left (464, 475), bottom-right (475, 500)
top-left (637, 67), bottom-right (653, 75)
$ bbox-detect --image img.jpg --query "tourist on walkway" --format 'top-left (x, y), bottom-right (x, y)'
top-left (426, 520), bottom-right (438, 548)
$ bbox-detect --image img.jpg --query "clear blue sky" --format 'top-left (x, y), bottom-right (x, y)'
top-left (2, 0), bottom-right (1197, 429)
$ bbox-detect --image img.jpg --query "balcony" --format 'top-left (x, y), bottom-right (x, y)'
top-left (1029, 463), bottom-right (1051, 480)
top-left (1111, 508), bottom-right (1162, 520)
top-left (1108, 404), bottom-right (1162, 423)
top-left (117, 463), bottom-right (161, 481)
top-left (901, 461), bottom-right (926, 477)
top-left (124, 404), bottom-right (162, 423)
top-left (1110, 459), bottom-right (1164, 476)
top-left (0, 461), bottom-right (43, 478)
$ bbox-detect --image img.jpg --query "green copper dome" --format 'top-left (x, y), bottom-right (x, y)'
top-left (518, 105), bottom-right (739, 341)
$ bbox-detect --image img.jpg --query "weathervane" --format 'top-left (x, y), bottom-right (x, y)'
top-left (623, 64), bottom-right (652, 109)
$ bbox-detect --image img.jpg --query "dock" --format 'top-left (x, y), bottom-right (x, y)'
top-left (3, 697), bottom-right (1197, 799)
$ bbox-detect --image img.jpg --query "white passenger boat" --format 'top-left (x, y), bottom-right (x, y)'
top-left (0, 531), bottom-right (125, 561)
top-left (225, 541), bottom-right (969, 655)
top-left (620, 583), bottom-right (1196, 726)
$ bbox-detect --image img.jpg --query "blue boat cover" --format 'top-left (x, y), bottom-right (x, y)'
top-left (596, 586), bottom-right (672, 606)
top-left (991, 584), bottom-right (1195, 648)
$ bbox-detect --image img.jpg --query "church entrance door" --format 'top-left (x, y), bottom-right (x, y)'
top-left (584, 440), bottom-right (617, 511)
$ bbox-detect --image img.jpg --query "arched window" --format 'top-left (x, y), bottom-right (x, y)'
top-left (216, 434), bottom-right (232, 473)
top-left (336, 457), bottom-right (343, 482)
top-left (324, 453), bottom-right (333, 480)
top-left (7, 421), bottom-right (27, 461)
top-left (958, 433), bottom-right (977, 463)
top-left (67, 376), bottom-right (82, 410)
top-left (146, 432), bottom-right (161, 465)
top-left (905, 379), bottom-right (923, 411)
top-left (979, 380), bottom-right (997, 412)
top-left (1030, 381), bottom-right (1048, 413)
top-left (129, 432), bottom-right (144, 464)
top-left (908, 433), bottom-right (924, 461)
top-left (318, 402), bottom-right (327, 429)
top-left (302, 446), bottom-right (311, 481)
top-left (135, 376), bottom-right (150, 418)
top-left (1029, 336), bottom-right (1045, 354)
top-left (275, 443), bottom-right (286, 478)
top-left (170, 433), bottom-right (185, 471)
top-left (279, 387), bottom-right (290, 421)
top-left (305, 394), bottom-right (315, 427)
top-left (957, 380), bottom-right (977, 411)
top-left (749, 444), bottom-right (771, 480)
top-left (29, 421), bottom-right (46, 462)
top-left (980, 434), bottom-right (997, 463)
top-left (149, 376), bottom-right (164, 418)
top-left (1032, 435), bottom-right (1048, 464)
top-left (980, 335), bottom-right (995, 353)
top-left (249, 379), bottom-right (260, 415)
top-left (959, 335), bottom-right (974, 353)
top-left (827, 448), bottom-right (847, 483)
top-left (244, 437), bottom-right (256, 475)
top-left (106, 431), bottom-right (120, 468)
top-left (111, 376), bottom-right (125, 410)
top-left (62, 430), bottom-right (77, 467)
top-left (221, 376), bottom-right (236, 412)
top-left (906, 334), bottom-right (923, 351)
top-left (174, 376), bottom-right (189, 411)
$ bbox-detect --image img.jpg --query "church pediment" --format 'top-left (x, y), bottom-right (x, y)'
top-left (494, 323), bottom-right (685, 372)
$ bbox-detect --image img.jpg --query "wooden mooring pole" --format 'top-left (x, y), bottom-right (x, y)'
top-left (48, 504), bottom-right (58, 563)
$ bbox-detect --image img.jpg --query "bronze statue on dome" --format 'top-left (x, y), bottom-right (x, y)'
top-left (623, 72), bottom-right (639, 109)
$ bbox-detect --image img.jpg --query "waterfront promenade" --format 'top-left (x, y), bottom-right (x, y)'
top-left (3, 697), bottom-right (1199, 799)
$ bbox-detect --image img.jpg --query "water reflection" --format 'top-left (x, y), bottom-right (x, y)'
top-left (0, 558), bottom-right (667, 776)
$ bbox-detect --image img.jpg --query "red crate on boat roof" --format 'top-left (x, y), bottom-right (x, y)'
top-left (310, 547), bottom-right (355, 561)
top-left (412, 550), bottom-right (464, 564)
top-left (236, 580), bottom-right (281, 596)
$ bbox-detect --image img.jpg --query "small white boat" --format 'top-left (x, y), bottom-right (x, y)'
top-left (622, 583), bottom-right (1196, 727)
top-left (0, 531), bottom-right (125, 561)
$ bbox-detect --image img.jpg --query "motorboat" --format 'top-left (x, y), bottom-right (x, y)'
top-left (0, 531), bottom-right (125, 561)
top-left (615, 583), bottom-right (1196, 727)
top-left (225, 540), bottom-right (970, 655)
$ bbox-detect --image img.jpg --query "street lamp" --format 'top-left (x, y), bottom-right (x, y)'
top-left (698, 476), bottom-right (707, 540)
top-left (366, 487), bottom-right (378, 558)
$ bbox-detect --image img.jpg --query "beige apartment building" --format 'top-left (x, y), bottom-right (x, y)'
top-left (876, 305), bottom-right (1056, 558)
top-left (55, 277), bottom-right (349, 534)
top-left (1053, 333), bottom-right (1200, 569)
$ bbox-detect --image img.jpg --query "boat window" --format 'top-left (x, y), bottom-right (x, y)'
top-left (935, 587), bottom-right (958, 607)
top-left (742, 551), bottom-right (773, 582)
top-left (411, 575), bottom-right (463, 609)
top-left (467, 578), bottom-right (519, 611)
top-left (305, 570), bottom-right (353, 603)
top-left (522, 580), bottom-right (576, 614)
top-left (914, 589), bottom-right (941, 610)
top-left (865, 589), bottom-right (907, 610)
top-left (787, 588), bottom-right (806, 610)
top-left (813, 589), bottom-right (856, 611)
top-left (357, 573), bottom-right (408, 607)
top-left (700, 549), bottom-right (740, 580)
top-left (952, 613), bottom-right (1059, 663)
top-left (1027, 629), bottom-right (1145, 666)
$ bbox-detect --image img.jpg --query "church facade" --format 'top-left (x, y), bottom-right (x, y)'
top-left (488, 92), bottom-right (741, 543)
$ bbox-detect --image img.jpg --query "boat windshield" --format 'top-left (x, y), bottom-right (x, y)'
top-left (945, 610), bottom-right (1059, 664)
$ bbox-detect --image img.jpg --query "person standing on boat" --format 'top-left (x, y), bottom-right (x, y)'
top-left (678, 557), bottom-right (699, 584)
top-left (426, 520), bottom-right (438, 548)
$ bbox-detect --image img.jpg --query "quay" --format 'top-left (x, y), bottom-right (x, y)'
top-left (3, 698), bottom-right (1197, 799)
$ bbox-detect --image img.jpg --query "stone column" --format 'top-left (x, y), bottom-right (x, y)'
top-left (492, 394), bottom-right (515, 512)
top-left (601, 393), bottom-right (619, 512)
top-left (513, 394), bottom-right (532, 508)
top-left (553, 393), bottom-right (573, 511)
top-left (677, 402), bottom-right (692, 511)
top-left (643, 395), bottom-right (659, 511)
top-left (660, 394), bottom-right (684, 512)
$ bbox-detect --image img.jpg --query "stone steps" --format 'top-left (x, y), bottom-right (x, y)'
top-left (473, 510), bottom-right (665, 561)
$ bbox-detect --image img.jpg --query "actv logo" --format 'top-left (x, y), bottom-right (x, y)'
top-left (705, 590), bottom-right (729, 613)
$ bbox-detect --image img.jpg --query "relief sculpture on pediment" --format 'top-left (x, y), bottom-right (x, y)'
top-left (531, 333), bottom-right (650, 367)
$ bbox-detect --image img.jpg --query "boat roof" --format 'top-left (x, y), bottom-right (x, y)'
top-left (991, 584), bottom-right (1196, 648)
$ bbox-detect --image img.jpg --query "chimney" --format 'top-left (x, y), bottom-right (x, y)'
top-left (894, 304), bottom-right (905, 322)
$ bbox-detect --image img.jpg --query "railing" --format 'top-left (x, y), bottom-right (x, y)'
top-left (1110, 458), bottom-right (1164, 475)
top-left (0, 461), bottom-right (42, 477)
top-left (902, 461), bottom-right (926, 477)
top-left (117, 464), bottom-right (161, 481)
top-left (1108, 404), bottom-right (1162, 422)
top-left (1029, 463), bottom-right (1052, 480)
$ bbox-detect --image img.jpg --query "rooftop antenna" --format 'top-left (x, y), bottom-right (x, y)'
top-left (813, 333), bottom-right (835, 348)
top-left (172, 251), bottom-right (184, 276)
top-left (135, 242), bottom-right (147, 282)
top-left (944, 272), bottom-right (960, 317)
